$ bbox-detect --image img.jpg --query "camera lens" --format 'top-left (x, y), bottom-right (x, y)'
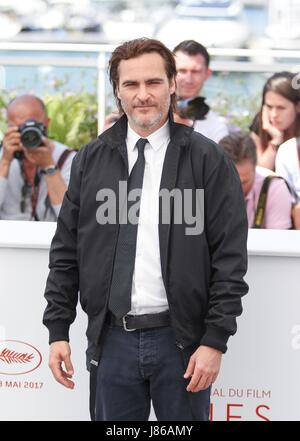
top-left (20, 127), bottom-right (42, 149)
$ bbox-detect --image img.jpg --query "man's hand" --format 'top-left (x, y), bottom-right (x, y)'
top-left (1, 125), bottom-right (23, 154)
top-left (184, 345), bottom-right (222, 392)
top-left (24, 136), bottom-right (55, 169)
top-left (49, 341), bottom-right (75, 389)
top-left (102, 112), bottom-right (120, 132)
top-left (2, 126), bottom-right (24, 161)
top-left (0, 126), bottom-right (25, 177)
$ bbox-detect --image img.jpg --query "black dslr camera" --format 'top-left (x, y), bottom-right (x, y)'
top-left (19, 119), bottom-right (47, 149)
top-left (14, 119), bottom-right (47, 159)
top-left (176, 97), bottom-right (210, 121)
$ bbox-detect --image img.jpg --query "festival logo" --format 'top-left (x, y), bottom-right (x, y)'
top-left (0, 340), bottom-right (42, 375)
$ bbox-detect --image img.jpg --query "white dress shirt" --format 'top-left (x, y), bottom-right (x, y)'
top-left (193, 110), bottom-right (228, 143)
top-left (126, 121), bottom-right (170, 315)
top-left (276, 137), bottom-right (300, 203)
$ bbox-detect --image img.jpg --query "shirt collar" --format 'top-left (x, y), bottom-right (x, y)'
top-left (127, 120), bottom-right (170, 152)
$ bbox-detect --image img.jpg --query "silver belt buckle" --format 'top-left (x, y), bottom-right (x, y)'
top-left (122, 316), bottom-right (136, 332)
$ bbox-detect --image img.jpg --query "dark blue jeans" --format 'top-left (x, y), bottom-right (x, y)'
top-left (87, 323), bottom-right (211, 421)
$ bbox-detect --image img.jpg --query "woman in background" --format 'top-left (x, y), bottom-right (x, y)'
top-left (250, 71), bottom-right (300, 171)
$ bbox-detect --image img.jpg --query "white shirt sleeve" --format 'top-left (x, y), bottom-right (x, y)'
top-left (39, 145), bottom-right (77, 222)
top-left (213, 120), bottom-right (229, 144)
top-left (193, 111), bottom-right (229, 143)
top-left (61, 151), bottom-right (76, 185)
top-left (276, 143), bottom-right (292, 182)
top-left (0, 176), bottom-right (8, 209)
top-left (49, 151), bottom-right (77, 219)
top-left (275, 139), bottom-right (299, 203)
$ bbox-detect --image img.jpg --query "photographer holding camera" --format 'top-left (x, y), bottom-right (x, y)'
top-left (0, 95), bottom-right (76, 221)
top-left (173, 40), bottom-right (228, 143)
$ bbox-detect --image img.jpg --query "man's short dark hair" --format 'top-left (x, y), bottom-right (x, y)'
top-left (219, 133), bottom-right (257, 166)
top-left (173, 40), bottom-right (210, 67)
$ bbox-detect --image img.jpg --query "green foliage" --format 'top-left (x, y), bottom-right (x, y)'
top-left (0, 90), bottom-right (13, 139)
top-left (45, 93), bottom-right (98, 150)
top-left (0, 90), bottom-right (98, 149)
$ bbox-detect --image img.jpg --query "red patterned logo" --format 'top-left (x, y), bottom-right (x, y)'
top-left (0, 340), bottom-right (42, 375)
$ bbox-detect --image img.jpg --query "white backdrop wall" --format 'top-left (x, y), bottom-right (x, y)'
top-left (0, 221), bottom-right (299, 421)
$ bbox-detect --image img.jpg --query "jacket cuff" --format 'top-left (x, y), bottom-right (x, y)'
top-left (47, 321), bottom-right (70, 344)
top-left (200, 326), bottom-right (231, 354)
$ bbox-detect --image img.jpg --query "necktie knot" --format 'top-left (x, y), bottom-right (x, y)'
top-left (136, 138), bottom-right (148, 156)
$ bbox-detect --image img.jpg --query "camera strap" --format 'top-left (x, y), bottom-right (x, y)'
top-left (32, 172), bottom-right (41, 220)
top-left (253, 175), bottom-right (290, 228)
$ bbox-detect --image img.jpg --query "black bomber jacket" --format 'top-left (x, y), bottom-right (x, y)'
top-left (43, 115), bottom-right (249, 353)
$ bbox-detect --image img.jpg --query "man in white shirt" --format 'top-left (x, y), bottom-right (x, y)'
top-left (43, 38), bottom-right (248, 421)
top-left (173, 40), bottom-right (228, 143)
top-left (0, 95), bottom-right (76, 221)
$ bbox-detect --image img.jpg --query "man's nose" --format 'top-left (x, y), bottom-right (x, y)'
top-left (183, 72), bottom-right (193, 82)
top-left (136, 85), bottom-right (150, 101)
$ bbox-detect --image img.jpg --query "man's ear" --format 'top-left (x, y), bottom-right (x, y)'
top-left (169, 76), bottom-right (176, 95)
top-left (205, 68), bottom-right (212, 81)
top-left (296, 101), bottom-right (300, 114)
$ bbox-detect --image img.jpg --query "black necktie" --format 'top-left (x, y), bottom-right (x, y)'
top-left (108, 138), bottom-right (148, 318)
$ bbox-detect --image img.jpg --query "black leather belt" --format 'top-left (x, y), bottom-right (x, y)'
top-left (107, 311), bottom-right (170, 331)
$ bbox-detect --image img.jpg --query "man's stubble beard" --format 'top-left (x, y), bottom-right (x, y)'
top-left (129, 110), bottom-right (165, 131)
top-left (122, 96), bottom-right (171, 132)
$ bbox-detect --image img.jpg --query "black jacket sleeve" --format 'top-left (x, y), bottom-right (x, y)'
top-left (43, 148), bottom-right (84, 344)
top-left (198, 142), bottom-right (249, 352)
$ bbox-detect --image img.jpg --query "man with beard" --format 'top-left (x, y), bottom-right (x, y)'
top-left (43, 38), bottom-right (248, 421)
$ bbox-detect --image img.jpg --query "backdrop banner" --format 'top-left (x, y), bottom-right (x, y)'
top-left (0, 222), bottom-right (299, 421)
